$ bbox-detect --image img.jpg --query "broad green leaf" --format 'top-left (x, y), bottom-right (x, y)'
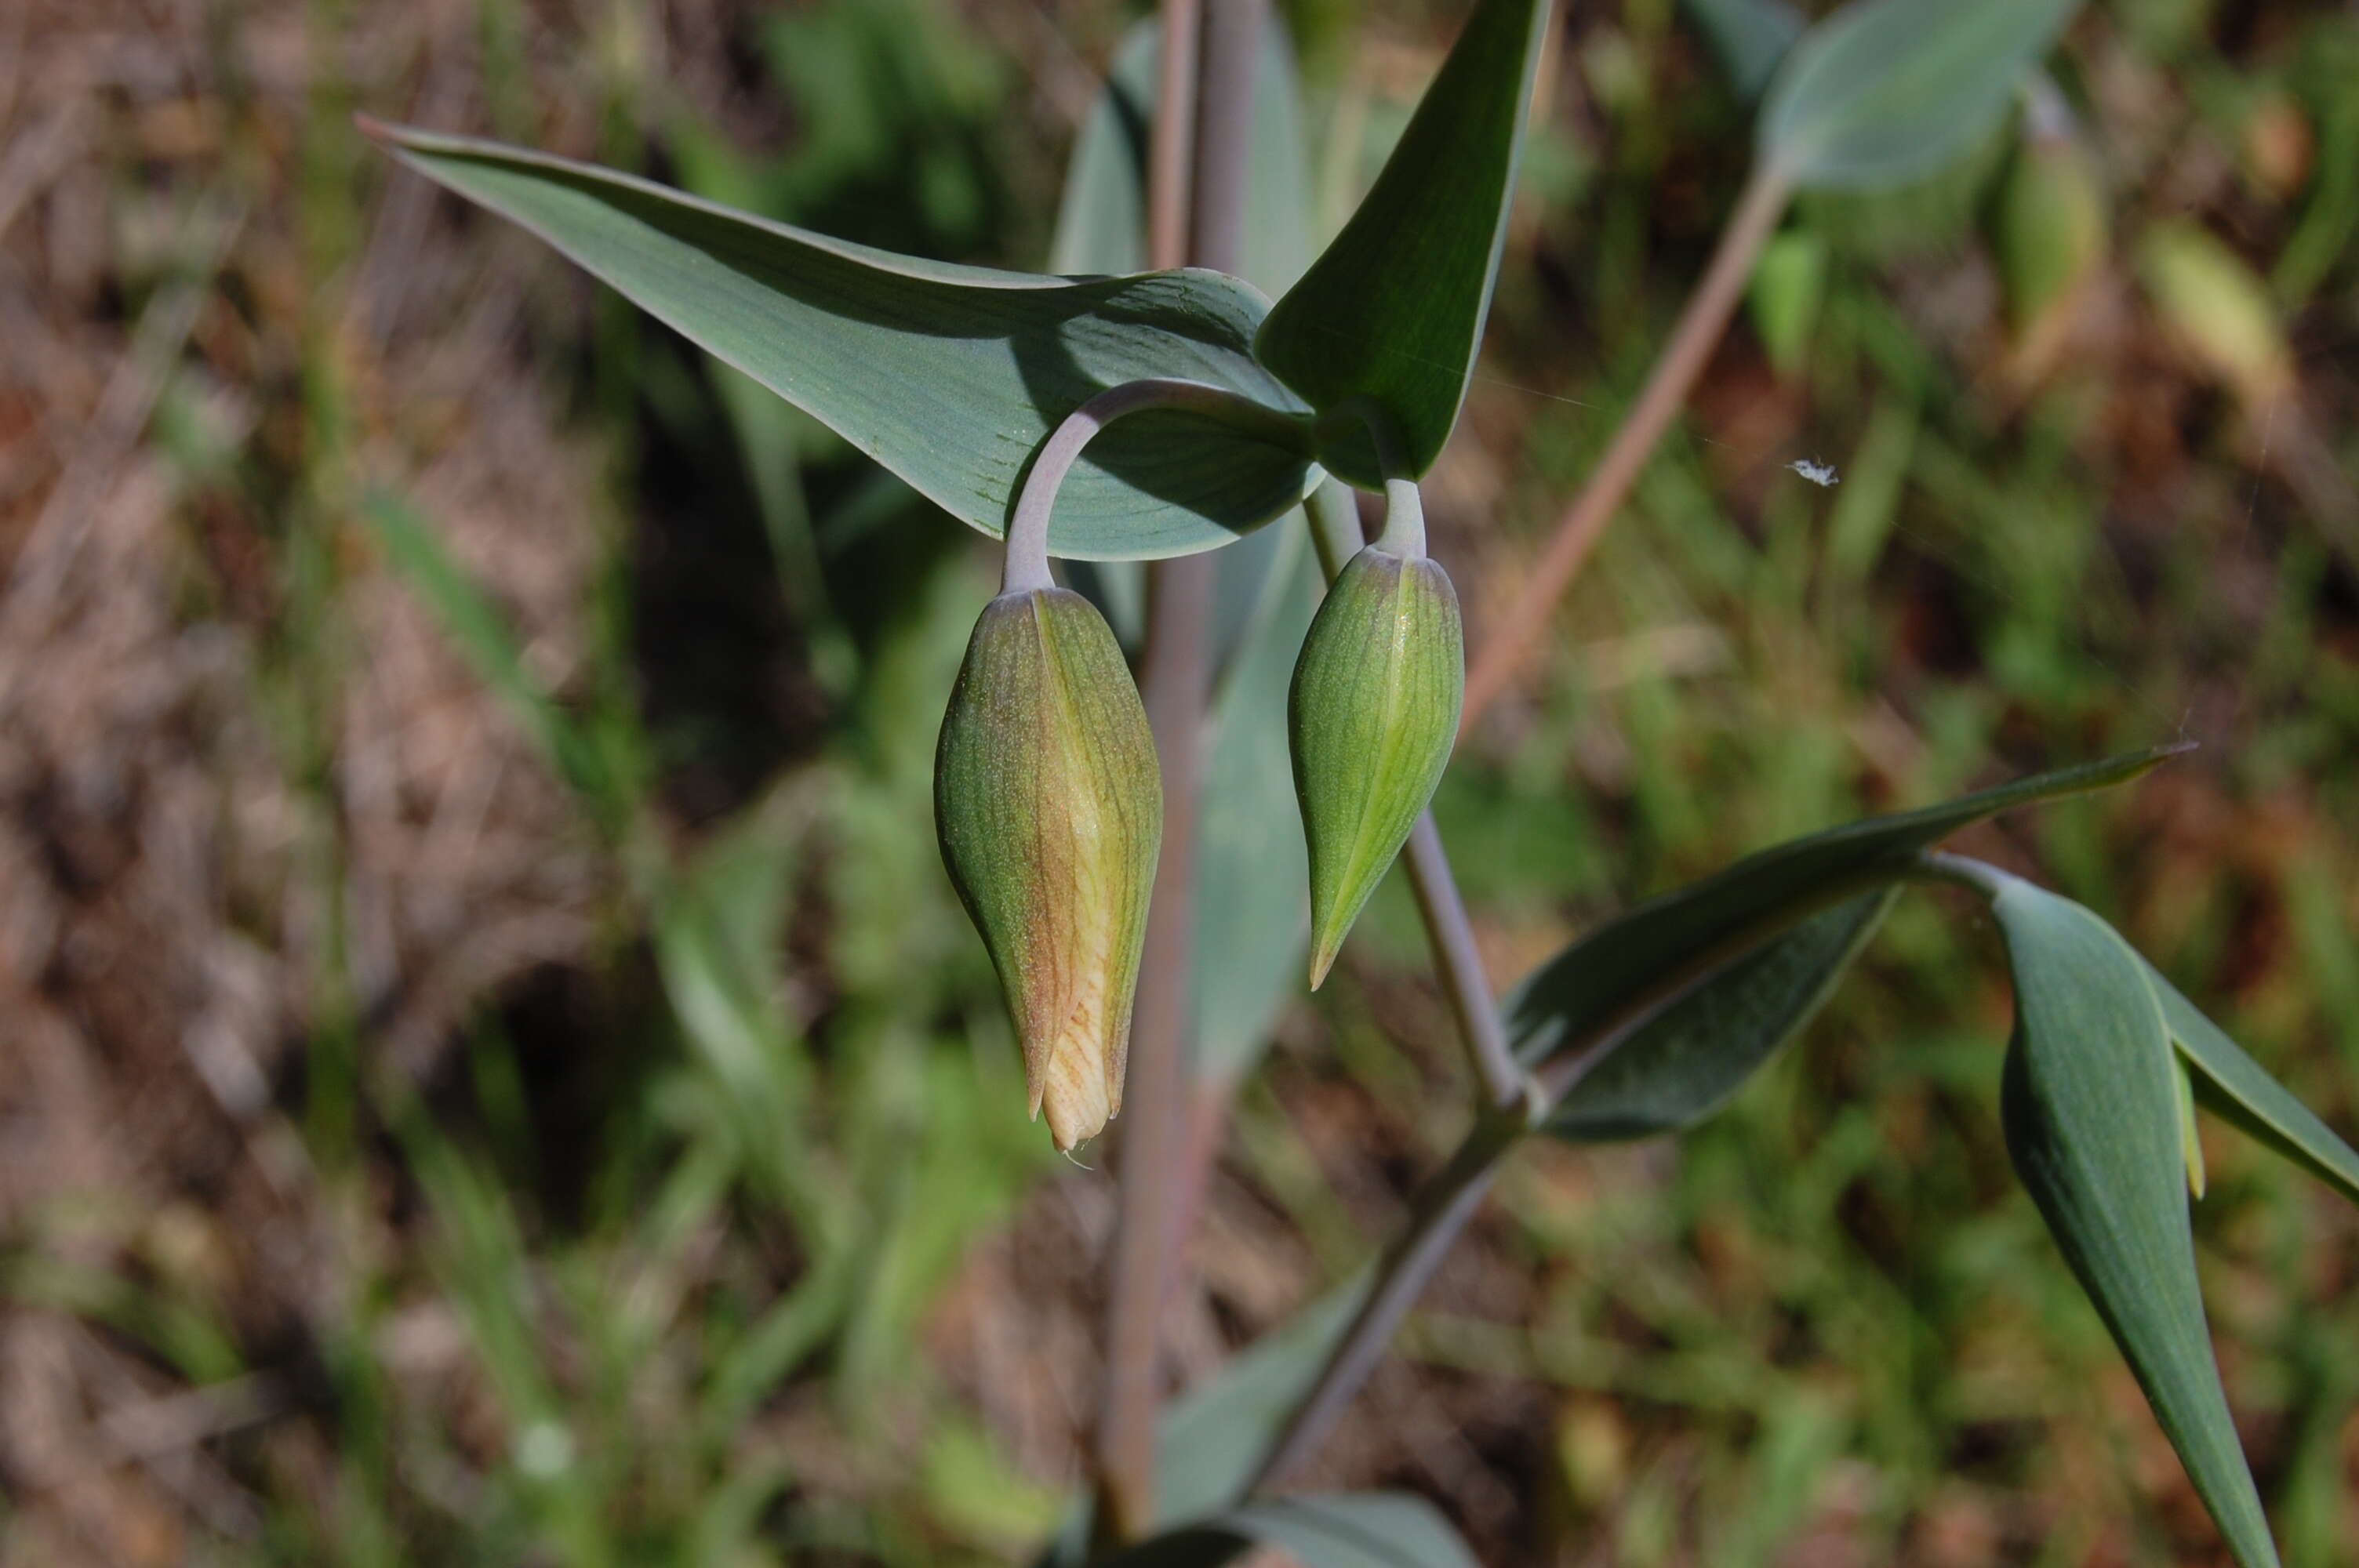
top-left (1102, 1494), bottom-right (1478, 1568)
top-left (1503, 749), bottom-right (2174, 1085)
top-left (1682, 0), bottom-right (1805, 100)
top-left (1253, 0), bottom-right (1554, 483)
top-left (2145, 961), bottom-right (2359, 1207)
top-left (1525, 892), bottom-right (1893, 1142)
top-left (367, 122), bottom-right (1318, 561)
top-left (1760, 0), bottom-right (2079, 192)
top-left (1993, 880), bottom-right (2279, 1568)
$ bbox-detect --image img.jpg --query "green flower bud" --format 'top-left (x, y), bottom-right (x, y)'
top-left (936, 586), bottom-right (1161, 1151)
top-left (1289, 546), bottom-right (1463, 989)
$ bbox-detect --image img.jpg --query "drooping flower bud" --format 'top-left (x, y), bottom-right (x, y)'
top-left (1289, 545), bottom-right (1463, 989)
top-left (936, 586), bottom-right (1161, 1150)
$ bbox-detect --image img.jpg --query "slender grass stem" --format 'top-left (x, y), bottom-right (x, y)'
top-left (1459, 162), bottom-right (1792, 732)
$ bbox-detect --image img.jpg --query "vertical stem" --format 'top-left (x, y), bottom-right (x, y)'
top-left (1096, 0), bottom-right (1263, 1541)
top-left (1459, 162), bottom-right (1792, 731)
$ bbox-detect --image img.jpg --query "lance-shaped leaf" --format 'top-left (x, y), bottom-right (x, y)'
top-left (1100, 1494), bottom-right (1478, 1568)
top-left (1760, 0), bottom-right (2081, 192)
top-left (365, 121), bottom-right (1317, 561)
top-left (1504, 750), bottom-right (2175, 1098)
top-left (1253, 0), bottom-right (1554, 485)
top-left (1522, 892), bottom-right (1893, 1142)
top-left (1993, 880), bottom-right (2280, 1568)
top-left (2144, 961), bottom-right (2359, 1207)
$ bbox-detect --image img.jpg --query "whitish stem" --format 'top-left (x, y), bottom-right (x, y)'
top-left (1001, 378), bottom-right (1312, 594)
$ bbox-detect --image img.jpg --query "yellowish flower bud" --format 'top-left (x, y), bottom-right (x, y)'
top-left (936, 586), bottom-right (1162, 1151)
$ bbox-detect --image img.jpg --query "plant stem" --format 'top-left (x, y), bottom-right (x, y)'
top-left (1305, 481), bottom-right (1525, 1110)
top-left (1001, 379), bottom-right (1309, 593)
top-left (1096, 0), bottom-right (1262, 1541)
top-left (1459, 162), bottom-right (1792, 733)
top-left (1245, 1108), bottom-right (1522, 1493)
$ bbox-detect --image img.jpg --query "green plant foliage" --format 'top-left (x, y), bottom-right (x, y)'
top-left (1194, 528), bottom-right (1323, 1080)
top-left (1291, 545), bottom-right (1466, 988)
top-left (1157, 1281), bottom-right (1365, 1523)
top-left (1530, 892), bottom-right (1894, 1142)
top-left (1043, 14), bottom-right (1321, 1086)
top-left (1505, 750), bottom-right (2175, 1096)
top-left (1760, 0), bottom-right (2080, 191)
top-left (1253, 0), bottom-right (1554, 485)
top-left (1100, 1494), bottom-right (1478, 1568)
top-left (1993, 878), bottom-right (2280, 1568)
top-left (2146, 962), bottom-right (2359, 1204)
top-left (366, 122), bottom-right (1318, 560)
top-left (1681, 0), bottom-right (1805, 100)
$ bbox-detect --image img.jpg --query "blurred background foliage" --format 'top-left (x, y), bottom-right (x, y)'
top-left (2, 0), bottom-right (2357, 1563)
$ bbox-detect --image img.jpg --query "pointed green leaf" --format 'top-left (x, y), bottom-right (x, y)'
top-left (1253, 0), bottom-right (1554, 483)
top-left (1503, 750), bottom-right (2174, 1087)
top-left (1682, 0), bottom-right (1805, 101)
top-left (2145, 961), bottom-right (2359, 1207)
top-left (1102, 1494), bottom-right (1478, 1568)
top-left (1525, 892), bottom-right (1892, 1142)
top-left (365, 122), bottom-right (1318, 561)
top-left (1760, 0), bottom-right (2080, 192)
top-left (1993, 880), bottom-right (2279, 1568)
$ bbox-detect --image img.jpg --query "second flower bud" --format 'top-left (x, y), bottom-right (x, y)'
top-left (1289, 543), bottom-right (1464, 989)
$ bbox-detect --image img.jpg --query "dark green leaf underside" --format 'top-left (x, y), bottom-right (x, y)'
top-left (1538, 891), bottom-right (1894, 1142)
top-left (370, 122), bottom-right (1317, 560)
top-left (1506, 750), bottom-right (2175, 1088)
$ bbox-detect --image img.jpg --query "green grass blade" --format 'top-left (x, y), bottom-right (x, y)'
top-left (1253, 0), bottom-right (1554, 482)
top-left (2146, 961), bottom-right (2359, 1206)
top-left (1761, 0), bottom-right (2080, 191)
top-left (364, 121), bottom-right (1318, 560)
top-left (1994, 880), bottom-right (2279, 1568)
